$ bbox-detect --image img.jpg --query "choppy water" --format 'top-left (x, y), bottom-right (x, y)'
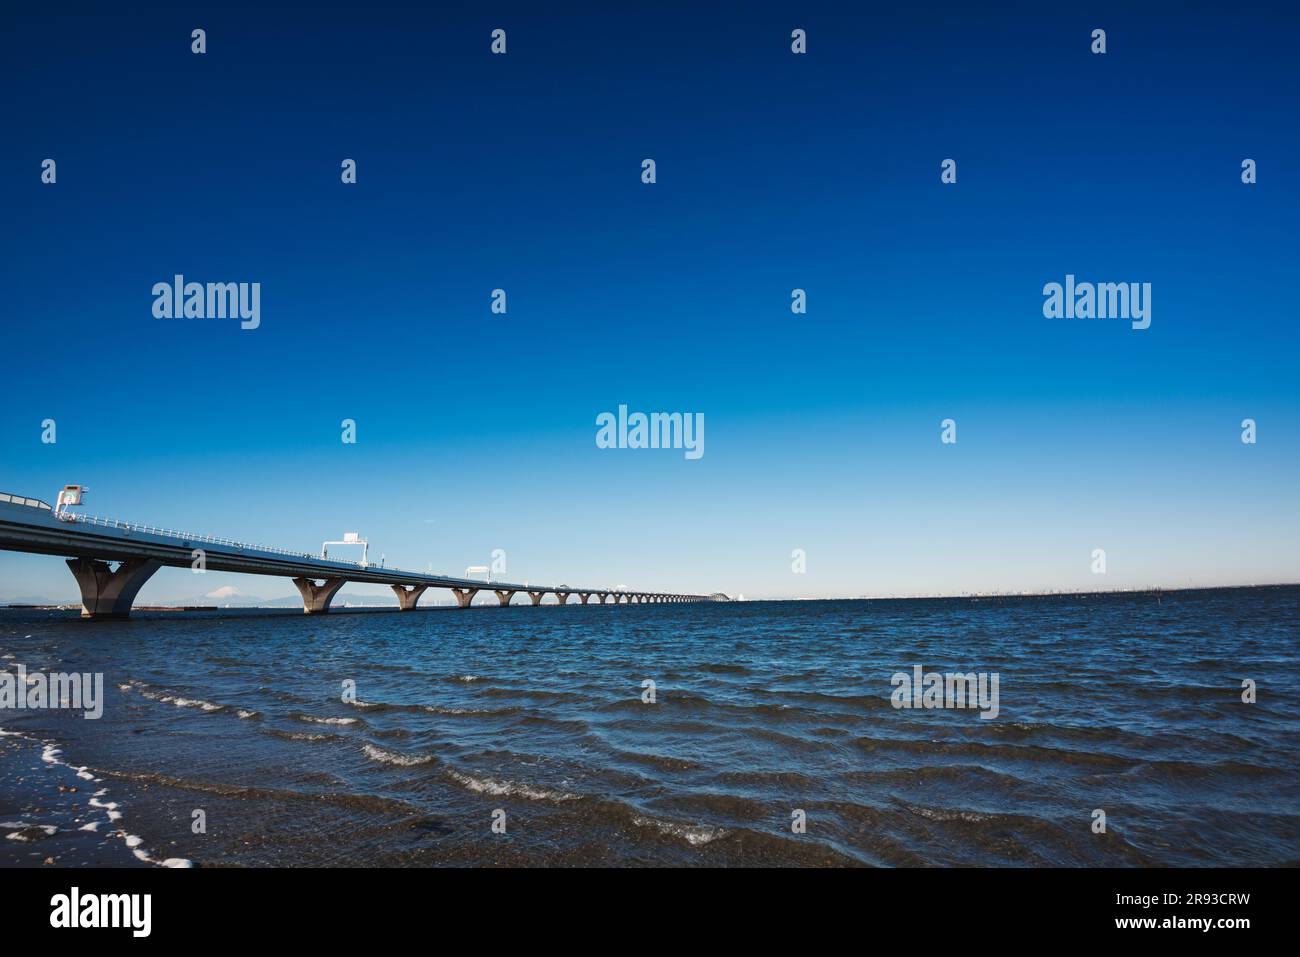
top-left (2, 588), bottom-right (1298, 867)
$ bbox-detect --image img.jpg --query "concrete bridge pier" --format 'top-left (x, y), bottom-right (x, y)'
top-left (66, 557), bottom-right (162, 619)
top-left (528, 591), bottom-right (545, 605)
top-left (495, 589), bottom-right (516, 606)
top-left (451, 587), bottom-right (478, 608)
top-left (555, 592), bottom-right (570, 605)
top-left (292, 576), bottom-right (347, 615)
top-left (577, 592), bottom-right (591, 604)
top-left (391, 584), bottom-right (428, 611)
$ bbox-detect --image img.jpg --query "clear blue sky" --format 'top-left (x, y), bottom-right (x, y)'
top-left (2, 2), bottom-right (1297, 602)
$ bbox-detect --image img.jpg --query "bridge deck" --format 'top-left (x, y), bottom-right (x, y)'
top-left (0, 494), bottom-right (710, 615)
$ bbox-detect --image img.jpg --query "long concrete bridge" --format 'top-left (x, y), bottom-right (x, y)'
top-left (0, 492), bottom-right (720, 619)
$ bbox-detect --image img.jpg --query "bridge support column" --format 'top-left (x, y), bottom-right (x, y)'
top-left (66, 558), bottom-right (161, 620)
top-left (391, 584), bottom-right (428, 611)
top-left (451, 587), bottom-right (478, 608)
top-left (577, 592), bottom-right (590, 604)
top-left (555, 592), bottom-right (570, 605)
top-left (292, 576), bottom-right (347, 615)
top-left (528, 591), bottom-right (545, 605)
top-left (495, 590), bottom-right (516, 606)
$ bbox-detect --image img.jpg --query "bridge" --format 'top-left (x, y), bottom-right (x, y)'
top-left (0, 491), bottom-right (720, 619)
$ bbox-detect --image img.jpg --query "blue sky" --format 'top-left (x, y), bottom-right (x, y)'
top-left (2, 2), bottom-right (1297, 601)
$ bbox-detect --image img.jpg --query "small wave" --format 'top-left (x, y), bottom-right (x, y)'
top-left (134, 685), bottom-right (226, 713)
top-left (362, 744), bottom-right (435, 767)
top-left (421, 704), bottom-right (522, 717)
top-left (265, 729), bottom-right (340, 743)
top-left (632, 814), bottom-right (728, 846)
top-left (446, 769), bottom-right (579, 802)
top-left (291, 713), bottom-right (359, 726)
top-left (160, 695), bottom-right (224, 712)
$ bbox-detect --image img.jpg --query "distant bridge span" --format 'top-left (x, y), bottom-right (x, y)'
top-left (0, 493), bottom-right (721, 619)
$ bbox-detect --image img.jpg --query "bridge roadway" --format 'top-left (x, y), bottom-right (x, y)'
top-left (0, 493), bottom-right (716, 618)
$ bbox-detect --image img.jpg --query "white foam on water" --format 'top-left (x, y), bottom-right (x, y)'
top-left (236, 710), bottom-right (258, 719)
top-left (362, 744), bottom-right (434, 767)
top-left (79, 822), bottom-right (101, 832)
top-left (631, 815), bottom-right (728, 846)
top-left (296, 715), bottom-right (357, 725)
top-left (446, 769), bottom-right (579, 803)
top-left (133, 683), bottom-right (228, 714)
top-left (160, 695), bottom-right (224, 712)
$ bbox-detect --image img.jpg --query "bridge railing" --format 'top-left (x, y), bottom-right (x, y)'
top-left (51, 512), bottom-right (501, 583)
top-left (62, 512), bottom-right (337, 565)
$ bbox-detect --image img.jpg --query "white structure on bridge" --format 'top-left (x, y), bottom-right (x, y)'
top-left (321, 533), bottom-right (369, 566)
